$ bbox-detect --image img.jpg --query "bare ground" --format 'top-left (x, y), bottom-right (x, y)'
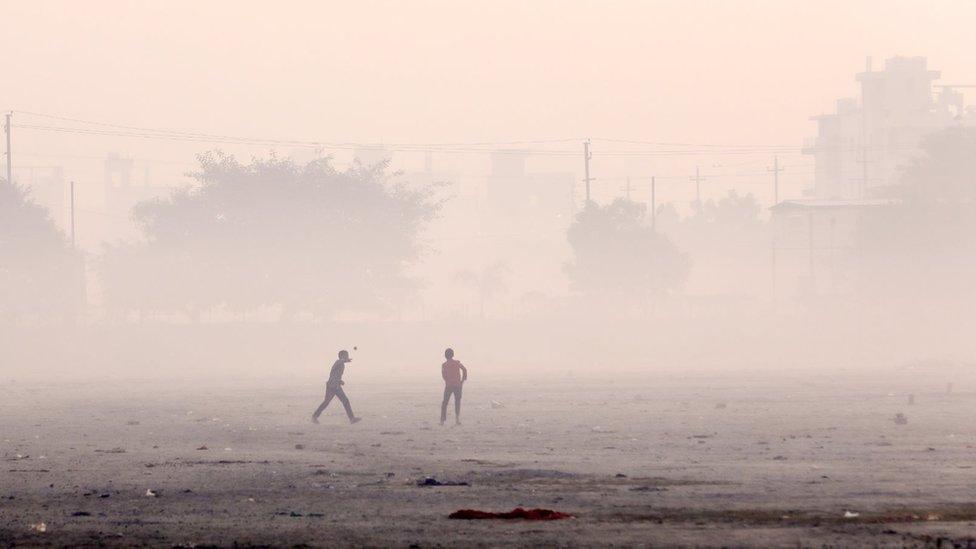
top-left (2, 365), bottom-right (976, 547)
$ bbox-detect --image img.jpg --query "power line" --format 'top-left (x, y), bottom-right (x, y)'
top-left (12, 111), bottom-right (819, 159)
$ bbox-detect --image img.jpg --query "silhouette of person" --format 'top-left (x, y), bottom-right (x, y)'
top-left (440, 348), bottom-right (468, 426)
top-left (312, 350), bottom-right (361, 424)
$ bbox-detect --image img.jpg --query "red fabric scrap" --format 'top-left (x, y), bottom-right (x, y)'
top-left (448, 507), bottom-right (573, 520)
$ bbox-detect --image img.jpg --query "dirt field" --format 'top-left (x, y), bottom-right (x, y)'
top-left (2, 364), bottom-right (976, 547)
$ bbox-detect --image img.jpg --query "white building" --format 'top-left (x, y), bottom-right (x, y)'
top-left (803, 56), bottom-right (974, 200)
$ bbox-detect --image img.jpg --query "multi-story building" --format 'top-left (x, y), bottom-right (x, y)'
top-left (803, 56), bottom-right (973, 199)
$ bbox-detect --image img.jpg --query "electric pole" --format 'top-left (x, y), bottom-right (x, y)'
top-left (582, 139), bottom-right (592, 205)
top-left (70, 181), bottom-right (76, 248)
top-left (768, 156), bottom-right (784, 206)
top-left (690, 166), bottom-right (705, 204)
top-left (5, 112), bottom-right (11, 185)
top-left (650, 176), bottom-right (657, 231)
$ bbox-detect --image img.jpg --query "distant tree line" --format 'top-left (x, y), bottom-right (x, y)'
top-left (0, 179), bottom-right (84, 323)
top-left (100, 152), bottom-right (440, 321)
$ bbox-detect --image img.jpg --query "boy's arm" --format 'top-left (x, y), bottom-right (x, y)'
top-left (460, 363), bottom-right (468, 383)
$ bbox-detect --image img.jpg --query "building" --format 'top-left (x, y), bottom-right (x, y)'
top-left (803, 56), bottom-right (974, 200)
top-left (769, 198), bottom-right (898, 302)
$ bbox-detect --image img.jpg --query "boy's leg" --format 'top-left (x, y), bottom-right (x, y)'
top-left (453, 386), bottom-right (462, 423)
top-left (335, 387), bottom-right (356, 422)
top-left (440, 385), bottom-right (451, 424)
top-left (312, 388), bottom-right (336, 421)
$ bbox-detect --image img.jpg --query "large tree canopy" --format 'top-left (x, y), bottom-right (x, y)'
top-left (0, 179), bottom-right (84, 321)
top-left (860, 127), bottom-right (976, 302)
top-left (101, 152), bottom-right (439, 320)
top-left (565, 199), bottom-right (690, 307)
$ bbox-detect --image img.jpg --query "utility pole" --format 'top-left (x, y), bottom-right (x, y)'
top-left (5, 112), bottom-right (11, 185)
top-left (690, 166), bottom-right (705, 204)
top-left (70, 181), bottom-right (76, 248)
top-left (768, 156), bottom-right (784, 206)
top-left (582, 139), bottom-right (592, 205)
top-left (650, 176), bottom-right (656, 231)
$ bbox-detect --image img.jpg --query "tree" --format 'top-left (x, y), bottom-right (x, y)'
top-left (0, 179), bottom-right (84, 322)
top-left (101, 151), bottom-right (440, 320)
top-left (564, 199), bottom-right (690, 308)
top-left (859, 127), bottom-right (976, 302)
top-left (669, 190), bottom-right (768, 296)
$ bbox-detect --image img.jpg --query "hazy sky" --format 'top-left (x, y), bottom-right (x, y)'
top-left (3, 0), bottom-right (974, 242)
top-left (7, 1), bottom-right (973, 140)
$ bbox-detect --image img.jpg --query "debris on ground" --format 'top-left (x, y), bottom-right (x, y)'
top-left (490, 400), bottom-right (505, 409)
top-left (71, 511), bottom-right (91, 517)
top-left (630, 486), bottom-right (667, 492)
top-left (196, 445), bottom-right (209, 451)
top-left (28, 522), bottom-right (47, 533)
top-left (449, 508), bottom-right (573, 520)
top-left (145, 489), bottom-right (157, 497)
top-left (417, 476), bottom-right (468, 487)
top-left (95, 447), bottom-right (126, 454)
top-left (294, 444), bottom-right (305, 450)
top-left (844, 511), bottom-right (860, 518)
top-left (894, 413), bottom-right (908, 425)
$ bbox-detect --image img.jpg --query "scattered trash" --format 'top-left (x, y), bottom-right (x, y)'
top-left (490, 400), bottom-right (505, 409)
top-left (294, 444), bottom-right (305, 450)
top-left (386, 472), bottom-right (396, 478)
top-left (894, 413), bottom-right (908, 425)
top-left (449, 508), bottom-right (573, 520)
top-left (614, 473), bottom-right (627, 478)
top-left (630, 486), bottom-right (667, 492)
top-left (145, 489), bottom-right (157, 497)
top-left (417, 476), bottom-right (469, 487)
top-left (196, 445), bottom-right (209, 451)
top-left (71, 511), bottom-right (91, 517)
top-left (844, 511), bottom-right (860, 519)
top-left (95, 447), bottom-right (126, 454)
top-left (28, 522), bottom-right (47, 533)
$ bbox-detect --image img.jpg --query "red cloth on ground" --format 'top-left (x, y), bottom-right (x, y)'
top-left (448, 508), bottom-right (573, 520)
